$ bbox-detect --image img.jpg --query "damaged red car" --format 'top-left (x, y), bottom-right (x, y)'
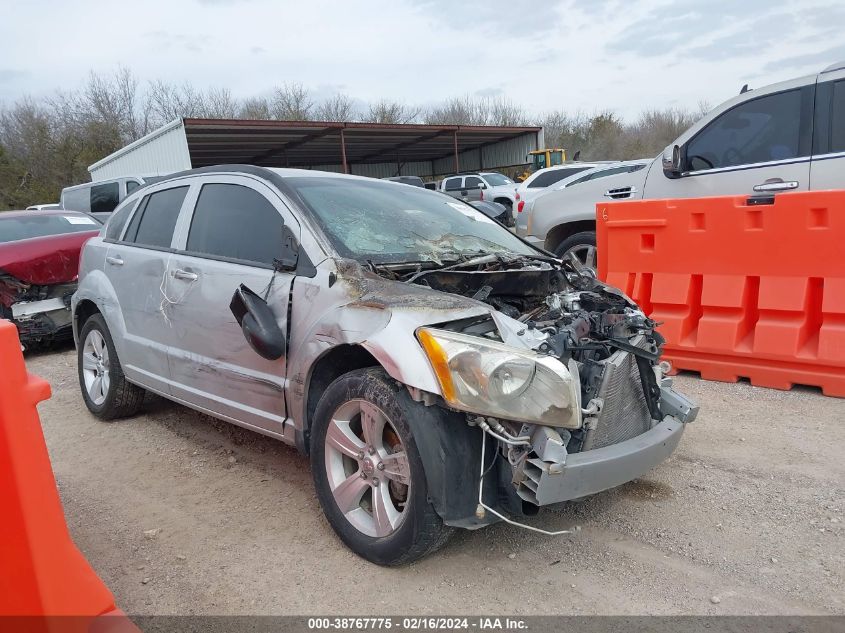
top-left (0, 210), bottom-right (101, 348)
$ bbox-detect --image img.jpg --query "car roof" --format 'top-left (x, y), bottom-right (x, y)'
top-left (533, 161), bottom-right (615, 173)
top-left (547, 158), bottom-right (652, 188)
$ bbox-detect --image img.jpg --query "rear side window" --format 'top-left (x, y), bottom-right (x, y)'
top-left (104, 198), bottom-right (137, 241)
top-left (831, 80), bottom-right (845, 153)
top-left (443, 177), bottom-right (463, 191)
top-left (529, 167), bottom-right (589, 188)
top-left (686, 89), bottom-right (804, 171)
top-left (126, 180), bottom-right (141, 195)
top-left (124, 186), bottom-right (189, 249)
top-left (90, 182), bottom-right (120, 214)
top-left (186, 184), bottom-right (284, 266)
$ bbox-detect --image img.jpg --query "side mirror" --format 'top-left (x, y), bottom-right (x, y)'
top-left (662, 144), bottom-right (683, 179)
top-left (229, 284), bottom-right (285, 360)
top-left (477, 183), bottom-right (486, 189)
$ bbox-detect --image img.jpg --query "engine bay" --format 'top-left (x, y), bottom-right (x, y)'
top-left (382, 255), bottom-right (668, 451)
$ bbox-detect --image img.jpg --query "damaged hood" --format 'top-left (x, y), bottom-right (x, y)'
top-left (0, 230), bottom-right (99, 285)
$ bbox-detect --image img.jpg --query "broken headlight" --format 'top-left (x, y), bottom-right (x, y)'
top-left (417, 327), bottom-right (581, 428)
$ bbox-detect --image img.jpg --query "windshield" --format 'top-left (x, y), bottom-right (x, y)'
top-left (0, 213), bottom-right (100, 243)
top-left (286, 177), bottom-right (537, 264)
top-left (481, 173), bottom-right (513, 186)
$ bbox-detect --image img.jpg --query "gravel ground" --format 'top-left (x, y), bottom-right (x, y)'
top-left (25, 345), bottom-right (845, 616)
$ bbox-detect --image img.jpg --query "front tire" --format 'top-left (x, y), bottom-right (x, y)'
top-left (310, 368), bottom-right (453, 566)
top-left (78, 314), bottom-right (145, 420)
top-left (555, 231), bottom-right (598, 276)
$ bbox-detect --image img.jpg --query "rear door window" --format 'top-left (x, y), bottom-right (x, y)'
top-left (185, 183), bottom-right (285, 267)
top-left (443, 177), bottom-right (463, 191)
top-left (90, 182), bottom-right (120, 214)
top-left (529, 167), bottom-right (590, 188)
top-left (104, 198), bottom-right (138, 241)
top-left (123, 186), bottom-right (189, 249)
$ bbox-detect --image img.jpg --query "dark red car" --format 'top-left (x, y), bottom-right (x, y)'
top-left (0, 210), bottom-right (102, 348)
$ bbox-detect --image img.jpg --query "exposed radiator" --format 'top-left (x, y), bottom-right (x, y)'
top-left (583, 348), bottom-right (652, 450)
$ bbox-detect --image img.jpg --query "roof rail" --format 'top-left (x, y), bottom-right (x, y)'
top-left (821, 61), bottom-right (845, 73)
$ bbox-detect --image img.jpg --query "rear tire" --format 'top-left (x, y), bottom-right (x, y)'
top-left (555, 231), bottom-right (598, 275)
top-left (310, 368), bottom-right (453, 566)
top-left (495, 198), bottom-right (513, 212)
top-left (78, 314), bottom-right (145, 420)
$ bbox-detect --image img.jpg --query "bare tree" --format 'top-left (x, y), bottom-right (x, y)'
top-left (240, 96), bottom-right (271, 119)
top-left (204, 87), bottom-right (239, 119)
top-left (314, 93), bottom-right (356, 122)
top-left (363, 99), bottom-right (420, 124)
top-left (271, 82), bottom-right (314, 120)
top-left (146, 80), bottom-right (208, 124)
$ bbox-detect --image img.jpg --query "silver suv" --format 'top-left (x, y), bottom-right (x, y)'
top-left (439, 172), bottom-right (517, 210)
top-left (523, 62), bottom-right (845, 271)
top-left (72, 166), bottom-right (697, 565)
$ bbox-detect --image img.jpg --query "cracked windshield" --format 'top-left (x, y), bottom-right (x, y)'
top-left (287, 177), bottom-right (536, 264)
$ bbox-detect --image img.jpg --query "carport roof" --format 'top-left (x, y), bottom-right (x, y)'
top-left (180, 118), bottom-right (542, 169)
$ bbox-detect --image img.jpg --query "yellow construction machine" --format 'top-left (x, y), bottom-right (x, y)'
top-left (515, 148), bottom-right (567, 182)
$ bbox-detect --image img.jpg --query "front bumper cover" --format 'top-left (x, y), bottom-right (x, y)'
top-left (524, 417), bottom-right (685, 505)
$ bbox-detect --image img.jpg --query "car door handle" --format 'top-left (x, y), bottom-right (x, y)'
top-left (105, 255), bottom-right (123, 266)
top-left (753, 180), bottom-right (798, 192)
top-left (172, 269), bottom-right (198, 281)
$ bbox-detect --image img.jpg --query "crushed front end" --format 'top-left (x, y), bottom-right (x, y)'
top-left (390, 254), bottom-right (698, 516)
top-left (1, 273), bottom-right (76, 348)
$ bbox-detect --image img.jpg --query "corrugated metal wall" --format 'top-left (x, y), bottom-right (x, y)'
top-left (88, 123), bottom-right (540, 182)
top-left (88, 120), bottom-right (192, 181)
top-left (309, 161), bottom-right (435, 178)
top-left (311, 131), bottom-right (539, 179)
top-left (431, 131), bottom-right (539, 176)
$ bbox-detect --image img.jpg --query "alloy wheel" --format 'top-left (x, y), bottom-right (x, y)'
top-left (564, 244), bottom-right (598, 277)
top-left (81, 329), bottom-right (110, 405)
top-left (324, 399), bottom-right (411, 538)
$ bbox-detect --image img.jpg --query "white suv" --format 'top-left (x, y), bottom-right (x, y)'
top-left (523, 62), bottom-right (845, 270)
top-left (513, 161), bottom-right (616, 214)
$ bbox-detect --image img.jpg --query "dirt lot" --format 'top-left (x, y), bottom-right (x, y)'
top-left (26, 345), bottom-right (844, 616)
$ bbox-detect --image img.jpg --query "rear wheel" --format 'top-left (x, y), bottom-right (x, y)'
top-left (495, 198), bottom-right (513, 212)
top-left (555, 231), bottom-right (598, 277)
top-left (310, 368), bottom-right (453, 566)
top-left (78, 314), bottom-right (145, 420)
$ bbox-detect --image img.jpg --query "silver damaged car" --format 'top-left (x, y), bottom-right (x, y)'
top-left (72, 166), bottom-right (698, 565)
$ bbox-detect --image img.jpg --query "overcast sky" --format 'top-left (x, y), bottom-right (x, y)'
top-left (2, 0), bottom-right (844, 120)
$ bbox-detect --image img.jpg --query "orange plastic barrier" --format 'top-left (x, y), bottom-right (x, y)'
top-left (0, 319), bottom-right (138, 631)
top-left (596, 191), bottom-right (845, 396)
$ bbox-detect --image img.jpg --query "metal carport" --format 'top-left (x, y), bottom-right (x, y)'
top-left (88, 118), bottom-right (544, 182)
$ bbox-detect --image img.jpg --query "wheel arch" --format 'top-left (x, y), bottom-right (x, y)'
top-left (300, 344), bottom-right (381, 454)
top-left (544, 219), bottom-right (596, 252)
top-left (73, 299), bottom-right (101, 343)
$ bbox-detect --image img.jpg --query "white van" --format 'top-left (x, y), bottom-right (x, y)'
top-left (61, 176), bottom-right (163, 220)
top-left (522, 62), bottom-right (845, 271)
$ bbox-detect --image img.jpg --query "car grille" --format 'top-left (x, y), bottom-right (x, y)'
top-left (583, 348), bottom-right (653, 451)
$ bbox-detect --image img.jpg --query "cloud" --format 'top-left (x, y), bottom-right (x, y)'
top-left (763, 44), bottom-right (845, 73)
top-left (474, 86), bottom-right (504, 98)
top-left (413, 0), bottom-right (564, 35)
top-left (0, 69), bottom-right (28, 83)
top-left (143, 30), bottom-right (212, 53)
top-left (606, 0), bottom-right (786, 58)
